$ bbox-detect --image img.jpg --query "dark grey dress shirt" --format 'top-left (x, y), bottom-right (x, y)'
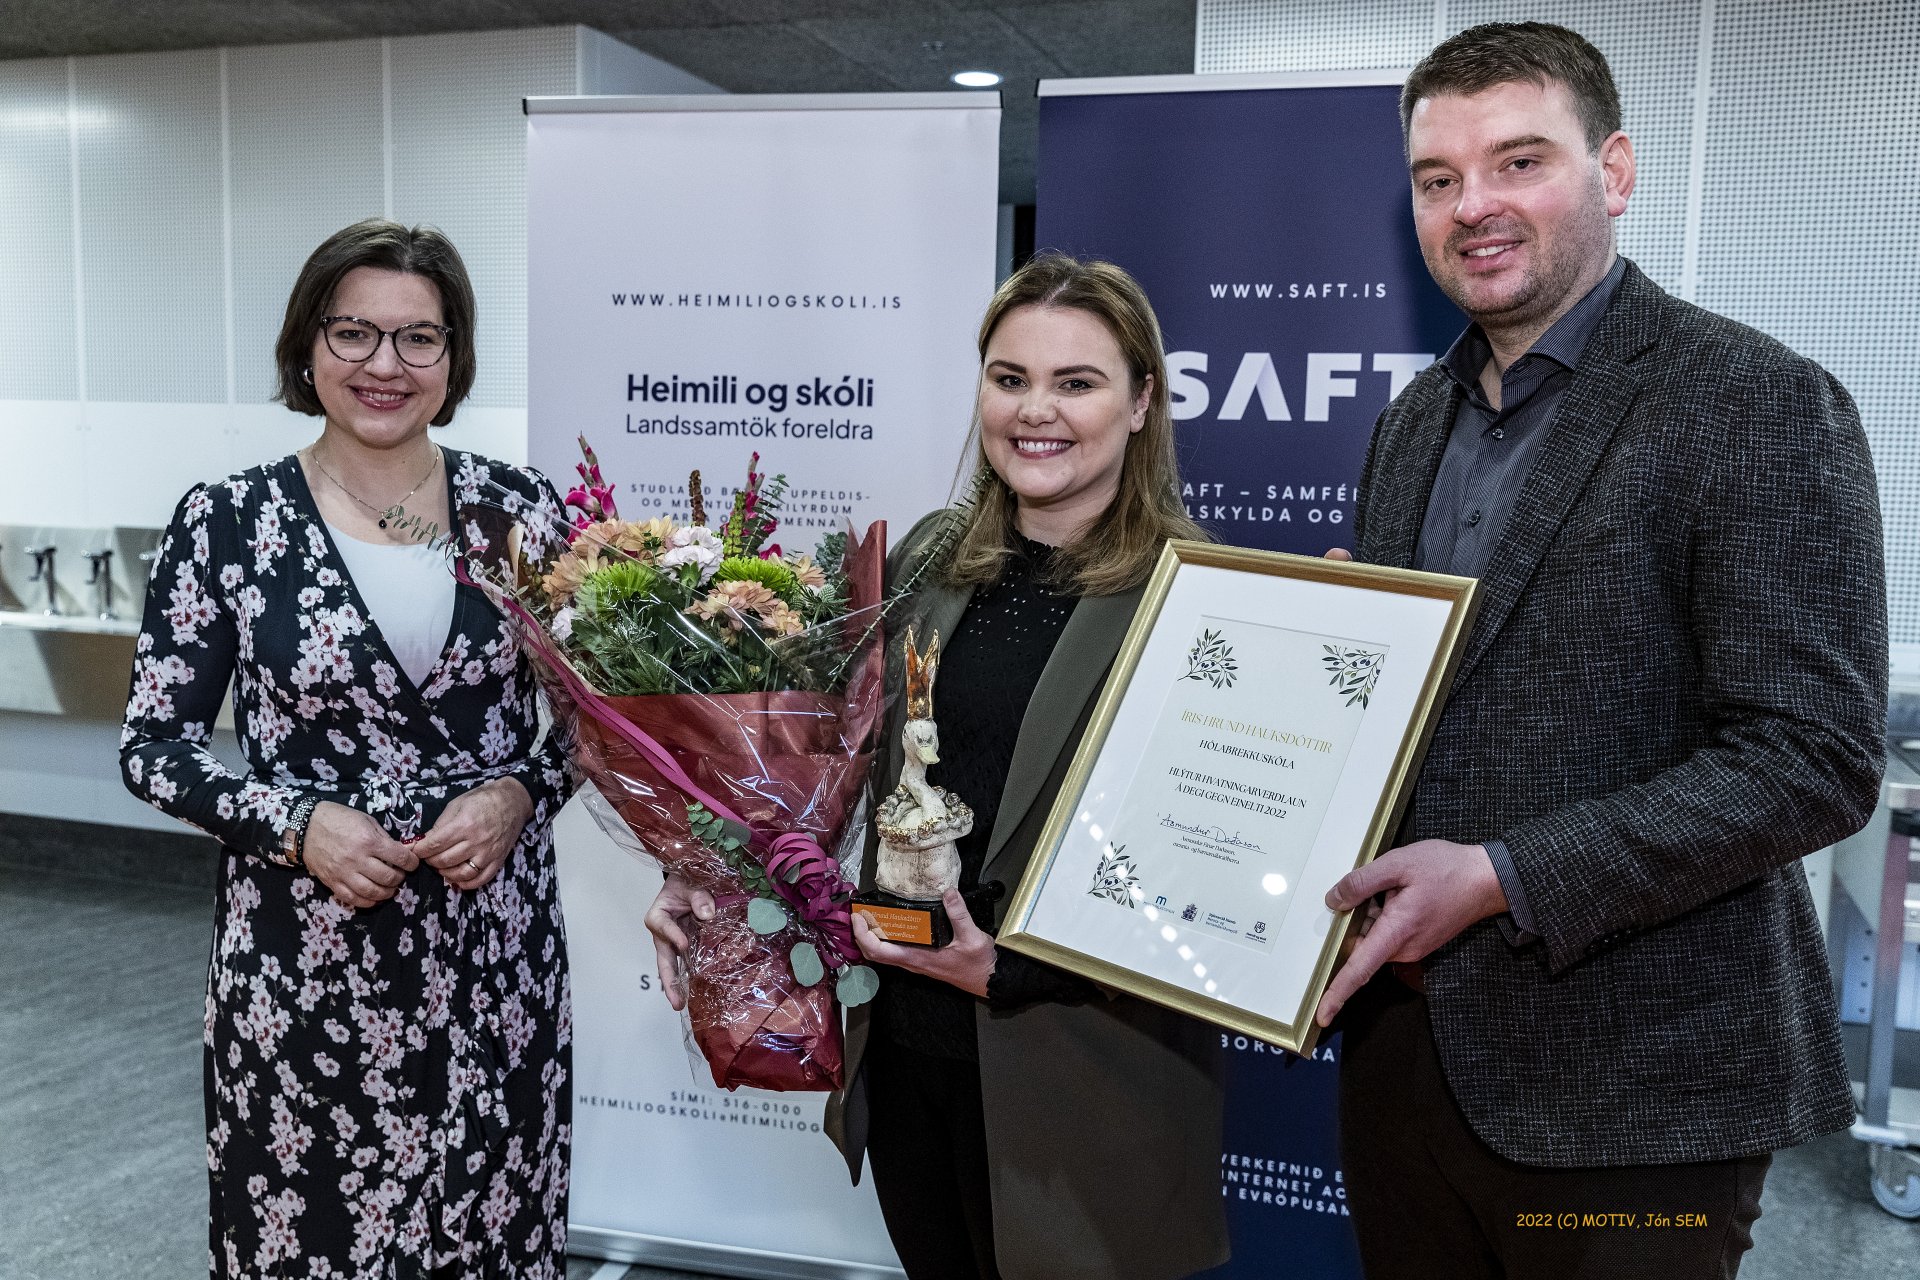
top-left (1413, 255), bottom-right (1626, 942)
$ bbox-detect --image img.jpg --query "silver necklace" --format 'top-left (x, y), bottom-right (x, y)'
top-left (309, 445), bottom-right (439, 530)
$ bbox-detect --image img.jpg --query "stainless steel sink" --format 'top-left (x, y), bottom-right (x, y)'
top-left (0, 610), bottom-right (142, 637)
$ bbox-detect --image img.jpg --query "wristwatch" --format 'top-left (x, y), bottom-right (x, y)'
top-left (283, 794), bottom-right (320, 868)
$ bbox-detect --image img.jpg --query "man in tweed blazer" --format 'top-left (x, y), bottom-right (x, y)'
top-left (1314, 23), bottom-right (1886, 1278)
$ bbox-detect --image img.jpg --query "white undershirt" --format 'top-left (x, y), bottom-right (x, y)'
top-left (325, 523), bottom-right (457, 687)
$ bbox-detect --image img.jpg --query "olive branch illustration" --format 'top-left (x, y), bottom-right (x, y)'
top-left (1087, 845), bottom-right (1141, 907)
top-left (1181, 629), bottom-right (1238, 690)
top-left (1321, 645), bottom-right (1386, 707)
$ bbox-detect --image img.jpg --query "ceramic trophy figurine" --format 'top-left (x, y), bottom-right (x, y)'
top-left (857, 626), bottom-right (974, 947)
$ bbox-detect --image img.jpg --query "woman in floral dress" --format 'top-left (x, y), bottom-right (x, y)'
top-left (121, 220), bottom-right (574, 1278)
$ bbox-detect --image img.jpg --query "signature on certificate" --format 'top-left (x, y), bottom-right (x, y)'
top-left (1159, 813), bottom-right (1265, 854)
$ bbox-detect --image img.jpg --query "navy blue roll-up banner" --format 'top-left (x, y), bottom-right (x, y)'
top-left (1036, 75), bottom-right (1460, 1278)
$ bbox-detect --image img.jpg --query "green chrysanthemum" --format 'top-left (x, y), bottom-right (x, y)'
top-left (576, 559), bottom-right (658, 614)
top-left (712, 555), bottom-right (799, 599)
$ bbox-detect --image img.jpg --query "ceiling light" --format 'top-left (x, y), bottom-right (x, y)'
top-left (952, 70), bottom-right (1003, 88)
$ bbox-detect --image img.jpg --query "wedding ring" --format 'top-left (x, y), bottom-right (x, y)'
top-left (465, 858), bottom-right (479, 872)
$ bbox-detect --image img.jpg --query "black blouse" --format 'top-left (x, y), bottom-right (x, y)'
top-left (874, 535), bottom-right (1099, 1061)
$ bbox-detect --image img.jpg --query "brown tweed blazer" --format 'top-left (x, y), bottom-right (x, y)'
top-left (1355, 259), bottom-right (1884, 1165)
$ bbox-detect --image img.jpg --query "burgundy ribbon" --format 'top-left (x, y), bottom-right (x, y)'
top-left (765, 832), bottom-right (859, 968)
top-left (462, 560), bottom-right (861, 968)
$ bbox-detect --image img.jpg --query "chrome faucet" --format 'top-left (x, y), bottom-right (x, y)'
top-left (26, 545), bottom-right (58, 616)
top-left (85, 548), bottom-right (114, 620)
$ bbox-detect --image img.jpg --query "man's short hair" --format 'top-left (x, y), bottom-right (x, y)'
top-left (1401, 22), bottom-right (1622, 153)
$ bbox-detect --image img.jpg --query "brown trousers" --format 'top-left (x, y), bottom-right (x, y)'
top-left (1339, 976), bottom-right (1770, 1280)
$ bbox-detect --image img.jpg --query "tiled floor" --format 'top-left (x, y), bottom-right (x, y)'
top-left (2, 859), bottom-right (1914, 1279)
top-left (0, 863), bottom-right (724, 1280)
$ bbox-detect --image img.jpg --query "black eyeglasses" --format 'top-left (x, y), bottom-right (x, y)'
top-left (318, 316), bottom-right (454, 368)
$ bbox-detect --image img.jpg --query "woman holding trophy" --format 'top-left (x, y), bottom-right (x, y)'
top-left (649, 254), bottom-right (1227, 1280)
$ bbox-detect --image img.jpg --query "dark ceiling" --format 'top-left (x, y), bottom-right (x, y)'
top-left (0, 1), bottom-right (1200, 202)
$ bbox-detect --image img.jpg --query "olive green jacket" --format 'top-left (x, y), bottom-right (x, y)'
top-left (824, 512), bottom-right (1227, 1280)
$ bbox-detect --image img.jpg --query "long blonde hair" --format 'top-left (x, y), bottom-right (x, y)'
top-left (945, 254), bottom-right (1205, 596)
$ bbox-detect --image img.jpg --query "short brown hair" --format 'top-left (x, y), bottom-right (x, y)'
top-left (1402, 22), bottom-right (1622, 153)
top-left (273, 219), bottom-right (477, 427)
top-left (945, 254), bottom-right (1207, 597)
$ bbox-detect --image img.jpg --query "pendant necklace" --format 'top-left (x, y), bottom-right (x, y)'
top-left (309, 445), bottom-right (439, 530)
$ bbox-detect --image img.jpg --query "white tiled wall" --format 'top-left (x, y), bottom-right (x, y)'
top-left (0, 26), bottom-right (716, 532)
top-left (75, 49), bottom-right (229, 405)
top-left (0, 59), bottom-right (78, 402)
top-left (0, 26), bottom-right (716, 831)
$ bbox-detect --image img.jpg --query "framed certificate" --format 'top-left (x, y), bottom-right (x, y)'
top-left (998, 541), bottom-right (1478, 1053)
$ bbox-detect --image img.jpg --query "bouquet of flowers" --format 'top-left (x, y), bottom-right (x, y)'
top-left (457, 440), bottom-right (887, 1091)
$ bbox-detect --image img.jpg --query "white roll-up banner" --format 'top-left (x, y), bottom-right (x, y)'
top-left (526, 92), bottom-right (1002, 1276)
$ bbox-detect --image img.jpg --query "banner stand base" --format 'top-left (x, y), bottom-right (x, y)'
top-left (568, 1224), bottom-right (905, 1280)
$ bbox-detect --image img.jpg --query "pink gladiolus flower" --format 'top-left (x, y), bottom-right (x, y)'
top-left (570, 436), bottom-right (620, 522)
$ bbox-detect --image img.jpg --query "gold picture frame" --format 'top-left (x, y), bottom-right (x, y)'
top-left (998, 540), bottom-right (1479, 1054)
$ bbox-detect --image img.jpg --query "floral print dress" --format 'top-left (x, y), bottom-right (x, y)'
top-left (121, 449), bottom-right (575, 1279)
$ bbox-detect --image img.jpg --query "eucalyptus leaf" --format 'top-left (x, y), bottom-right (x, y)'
top-left (836, 964), bottom-right (881, 1007)
top-left (746, 897), bottom-right (789, 935)
top-left (789, 942), bottom-right (825, 987)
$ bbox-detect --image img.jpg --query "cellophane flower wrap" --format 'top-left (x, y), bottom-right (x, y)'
top-left (456, 441), bottom-right (886, 1091)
